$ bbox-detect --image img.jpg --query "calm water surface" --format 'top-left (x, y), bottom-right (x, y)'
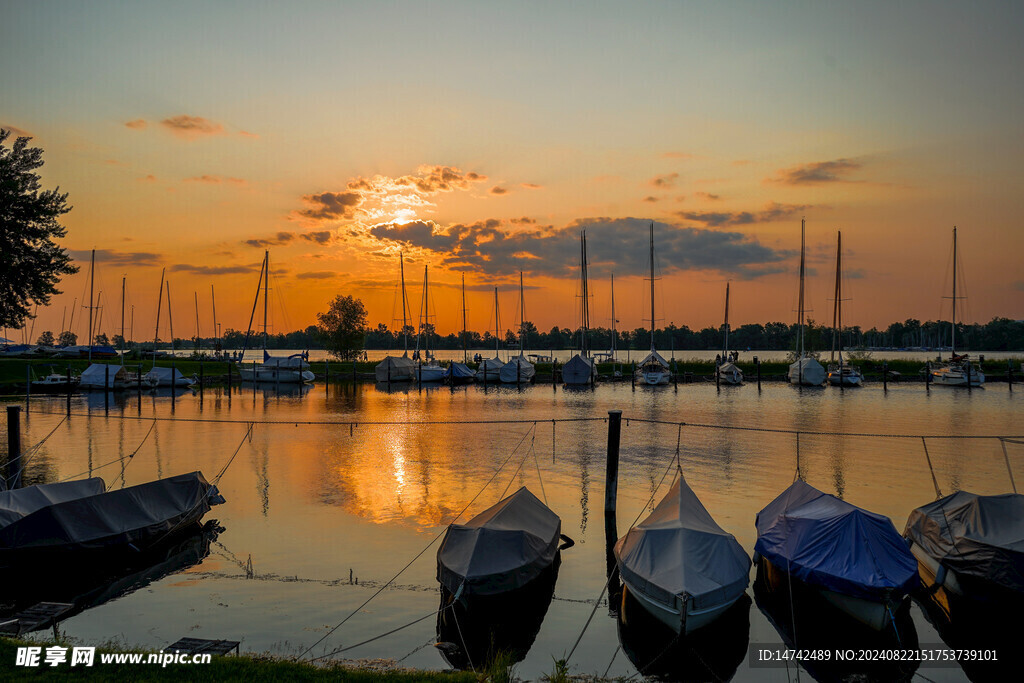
top-left (4, 380), bottom-right (1021, 681)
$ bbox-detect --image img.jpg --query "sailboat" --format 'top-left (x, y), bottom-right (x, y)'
top-left (635, 223), bottom-right (671, 385)
top-left (500, 273), bottom-right (536, 383)
top-left (787, 219), bottom-right (825, 386)
top-left (445, 274), bottom-right (475, 384)
top-left (413, 265), bottom-right (445, 383)
top-left (78, 250), bottom-right (133, 390)
top-left (144, 275), bottom-right (194, 388)
top-left (930, 227), bottom-right (984, 387)
top-left (827, 232), bottom-right (863, 387)
top-left (475, 288), bottom-right (504, 382)
top-left (375, 252), bottom-right (417, 383)
top-left (562, 230), bottom-right (598, 385)
top-left (237, 251), bottom-right (315, 383)
top-left (716, 283), bottom-right (743, 385)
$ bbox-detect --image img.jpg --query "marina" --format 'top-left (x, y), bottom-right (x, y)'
top-left (2, 378), bottom-right (1021, 680)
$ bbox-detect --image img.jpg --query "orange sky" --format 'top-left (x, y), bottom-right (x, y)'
top-left (4, 3), bottom-right (1023, 342)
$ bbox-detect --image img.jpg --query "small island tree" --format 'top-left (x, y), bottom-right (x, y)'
top-left (316, 295), bottom-right (368, 360)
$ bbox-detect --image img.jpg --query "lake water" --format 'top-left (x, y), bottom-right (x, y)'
top-left (4, 379), bottom-right (1022, 680)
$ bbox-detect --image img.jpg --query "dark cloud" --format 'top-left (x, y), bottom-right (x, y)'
top-left (244, 232), bottom-right (296, 248)
top-left (160, 115), bottom-right (224, 138)
top-left (364, 217), bottom-right (791, 280)
top-left (696, 192), bottom-right (721, 201)
top-left (521, 183), bottom-right (543, 189)
top-left (643, 196), bottom-right (659, 203)
top-left (68, 249), bottom-right (162, 267)
top-left (296, 271), bottom-right (335, 280)
top-left (676, 202), bottom-right (810, 227)
top-left (490, 186), bottom-right (508, 195)
top-left (124, 119), bottom-right (147, 130)
top-left (510, 217), bottom-right (536, 225)
top-left (650, 172), bottom-right (679, 188)
top-left (394, 166), bottom-right (488, 194)
top-left (170, 264), bottom-right (254, 275)
top-left (297, 191), bottom-right (362, 220)
top-left (773, 159), bottom-right (861, 185)
top-left (300, 230), bottom-right (337, 244)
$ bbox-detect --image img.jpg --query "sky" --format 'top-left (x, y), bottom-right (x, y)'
top-left (3, 1), bottom-right (1023, 342)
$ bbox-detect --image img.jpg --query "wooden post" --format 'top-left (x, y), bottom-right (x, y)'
top-left (715, 361), bottom-right (719, 390)
top-left (756, 359), bottom-right (761, 391)
top-left (1009, 359), bottom-right (1013, 392)
top-left (253, 361), bottom-right (257, 396)
top-left (6, 406), bottom-right (23, 489)
top-left (883, 361), bottom-right (888, 392)
top-left (604, 410), bottom-right (622, 514)
top-left (631, 362), bottom-right (636, 391)
top-left (66, 364), bottom-right (72, 416)
top-left (552, 360), bottom-right (557, 387)
top-left (104, 364), bottom-right (110, 414)
top-left (171, 359), bottom-right (177, 407)
top-left (925, 361), bottom-right (931, 390)
top-left (26, 365), bottom-right (31, 412)
top-left (226, 361), bottom-right (232, 391)
top-left (199, 362), bottom-right (204, 393)
top-left (966, 360), bottom-right (972, 392)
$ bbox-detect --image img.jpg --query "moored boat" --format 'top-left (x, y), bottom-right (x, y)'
top-left (614, 476), bottom-right (751, 634)
top-left (788, 219), bottom-right (825, 386)
top-left (754, 479), bottom-right (919, 631)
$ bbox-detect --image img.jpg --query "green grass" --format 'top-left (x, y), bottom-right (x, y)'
top-left (0, 637), bottom-right (479, 682)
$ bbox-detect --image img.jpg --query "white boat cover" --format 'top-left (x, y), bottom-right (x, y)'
top-left (788, 356), bottom-right (825, 385)
top-left (374, 355), bottom-right (416, 382)
top-left (0, 479), bottom-right (106, 526)
top-left (562, 354), bottom-right (596, 384)
top-left (904, 490), bottom-right (1024, 593)
top-left (0, 471), bottom-right (224, 553)
top-left (78, 364), bottom-right (129, 388)
top-left (475, 357), bottom-right (504, 379)
top-left (145, 366), bottom-right (193, 387)
top-left (637, 350), bottom-right (670, 369)
top-left (499, 355), bottom-right (536, 383)
top-left (437, 487), bottom-right (560, 596)
top-left (615, 476), bottom-right (751, 613)
top-left (262, 351), bottom-right (310, 369)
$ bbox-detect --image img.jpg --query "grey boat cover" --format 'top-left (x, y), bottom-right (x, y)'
top-left (374, 355), bottom-right (416, 382)
top-left (637, 350), bottom-right (670, 369)
top-left (904, 490), bottom-right (1024, 593)
top-left (437, 487), bottom-right (560, 596)
top-left (145, 366), bottom-right (192, 386)
top-left (561, 354), bottom-right (596, 385)
top-left (0, 479), bottom-right (106, 527)
top-left (0, 471), bottom-right (223, 553)
top-left (78, 363), bottom-right (129, 388)
top-left (615, 476), bottom-right (751, 613)
top-left (499, 355), bottom-right (535, 383)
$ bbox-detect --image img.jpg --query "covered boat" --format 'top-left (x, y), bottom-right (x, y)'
top-left (562, 354), bottom-right (597, 385)
top-left (0, 471), bottom-right (224, 569)
top-left (754, 480), bottom-right (918, 631)
top-left (499, 354), bottom-right (535, 384)
top-left (374, 354), bottom-right (416, 382)
top-left (437, 487), bottom-right (560, 597)
top-left (904, 491), bottom-right (1024, 603)
top-left (144, 366), bottom-right (195, 388)
top-left (474, 356), bottom-right (503, 382)
top-left (636, 350), bottom-right (671, 385)
top-left (444, 362), bottom-right (475, 384)
top-left (78, 363), bottom-right (131, 390)
top-left (614, 476), bottom-right (750, 634)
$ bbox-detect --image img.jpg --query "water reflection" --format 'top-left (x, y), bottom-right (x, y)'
top-left (753, 564), bottom-right (919, 682)
top-left (435, 555), bottom-right (559, 671)
top-left (0, 522), bottom-right (220, 628)
top-left (616, 587), bottom-right (751, 682)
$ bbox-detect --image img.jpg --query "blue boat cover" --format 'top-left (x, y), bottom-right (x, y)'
top-left (755, 480), bottom-right (918, 601)
top-left (444, 362), bottom-right (476, 381)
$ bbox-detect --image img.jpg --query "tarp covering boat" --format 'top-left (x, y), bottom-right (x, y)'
top-left (437, 487), bottom-right (560, 596)
top-left (615, 476), bottom-right (751, 614)
top-left (374, 355), bottom-right (416, 382)
top-left (0, 471), bottom-right (224, 555)
top-left (904, 491), bottom-right (1024, 593)
top-left (499, 355), bottom-right (535, 383)
top-left (144, 366), bottom-right (193, 387)
top-left (474, 357), bottom-right (504, 381)
top-left (561, 354), bottom-right (596, 385)
top-left (755, 480), bottom-right (918, 601)
top-left (0, 479), bottom-right (106, 526)
top-left (443, 362), bottom-right (475, 382)
top-left (78, 363), bottom-right (130, 389)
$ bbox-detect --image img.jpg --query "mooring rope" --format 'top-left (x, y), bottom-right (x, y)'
top-left (1000, 439), bottom-right (1018, 494)
top-left (921, 437), bottom-right (943, 499)
top-left (106, 419), bottom-right (158, 489)
top-left (7, 414), bottom-right (68, 483)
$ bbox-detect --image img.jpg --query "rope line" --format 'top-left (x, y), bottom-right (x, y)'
top-left (623, 417), bottom-right (1024, 440)
top-left (296, 422), bottom-right (538, 662)
top-left (107, 420), bottom-right (158, 490)
top-left (921, 437), bottom-right (943, 499)
top-left (7, 414), bottom-right (68, 482)
top-left (1000, 439), bottom-right (1018, 494)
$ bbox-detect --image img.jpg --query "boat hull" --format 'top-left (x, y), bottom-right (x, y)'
top-left (717, 363), bottom-right (743, 385)
top-left (930, 365), bottom-right (985, 387)
top-left (416, 364), bottom-right (446, 382)
top-left (639, 370), bottom-right (671, 385)
top-left (621, 578), bottom-right (745, 635)
top-left (827, 367), bottom-right (863, 386)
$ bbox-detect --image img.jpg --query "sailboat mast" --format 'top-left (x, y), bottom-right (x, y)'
top-left (425, 265), bottom-right (431, 358)
top-left (723, 282), bottom-right (730, 357)
top-left (798, 218), bottom-right (806, 357)
top-left (461, 273), bottom-right (468, 364)
top-left (121, 276), bottom-right (126, 360)
top-left (262, 250), bottom-right (269, 351)
top-left (166, 281), bottom-right (174, 355)
top-left (649, 223), bottom-right (656, 352)
top-left (211, 285), bottom-right (218, 349)
top-left (831, 232), bottom-right (841, 363)
top-left (581, 230), bottom-right (589, 356)
top-left (399, 252), bottom-right (408, 355)
top-left (414, 265), bottom-right (427, 359)
top-left (153, 268), bottom-right (165, 368)
top-left (494, 287), bottom-right (500, 357)
top-left (88, 249), bottom-right (95, 361)
top-left (194, 290), bottom-right (200, 351)
top-left (519, 271), bottom-right (525, 355)
top-left (610, 273), bottom-right (616, 356)
top-left (837, 232), bottom-right (843, 363)
top-left (951, 226), bottom-right (957, 354)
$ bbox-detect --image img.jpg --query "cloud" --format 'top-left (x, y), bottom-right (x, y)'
top-left (521, 183), bottom-right (543, 190)
top-left (239, 130), bottom-right (259, 139)
top-left (137, 174), bottom-right (157, 183)
top-left (160, 115), bottom-right (225, 139)
top-left (296, 191), bottom-right (363, 221)
top-left (244, 232), bottom-right (296, 248)
top-left (363, 217), bottom-right (791, 280)
top-left (1013, 281), bottom-right (1024, 292)
top-left (2, 124), bottom-right (33, 138)
top-left (642, 196), bottom-right (659, 203)
top-left (696, 192), bottom-right (721, 201)
top-left (184, 175), bottom-right (246, 185)
top-left (489, 186), bottom-right (508, 195)
top-left (296, 271), bottom-right (335, 280)
top-left (676, 201), bottom-right (810, 227)
top-left (170, 264), bottom-right (254, 275)
top-left (124, 119), bottom-right (147, 130)
top-left (772, 158), bottom-right (861, 185)
top-left (68, 249), bottom-right (162, 266)
top-left (650, 172), bottom-right (679, 188)
top-left (300, 230), bottom-right (337, 244)
top-left (510, 217), bottom-right (536, 225)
